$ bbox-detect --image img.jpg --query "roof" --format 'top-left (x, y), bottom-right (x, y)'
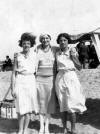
top-left (69, 28), bottom-right (100, 43)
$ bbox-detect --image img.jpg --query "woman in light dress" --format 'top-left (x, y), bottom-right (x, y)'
top-left (11, 33), bottom-right (39, 134)
top-left (55, 33), bottom-right (87, 134)
top-left (36, 34), bottom-right (58, 134)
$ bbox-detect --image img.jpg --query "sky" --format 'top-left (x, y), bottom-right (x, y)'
top-left (0, 0), bottom-right (100, 60)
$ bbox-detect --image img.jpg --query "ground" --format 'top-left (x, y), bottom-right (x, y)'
top-left (0, 69), bottom-right (100, 134)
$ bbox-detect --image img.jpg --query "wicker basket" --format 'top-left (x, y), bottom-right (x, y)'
top-left (0, 99), bottom-right (17, 118)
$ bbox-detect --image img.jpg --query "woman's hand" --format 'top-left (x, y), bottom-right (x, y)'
top-left (11, 90), bottom-right (16, 99)
top-left (11, 83), bottom-right (16, 99)
top-left (70, 47), bottom-right (78, 56)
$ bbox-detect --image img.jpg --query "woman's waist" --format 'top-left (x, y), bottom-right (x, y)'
top-left (57, 68), bottom-right (77, 79)
top-left (36, 75), bottom-right (54, 83)
top-left (15, 73), bottom-right (35, 84)
top-left (15, 68), bottom-right (35, 75)
top-left (16, 71), bottom-right (35, 76)
top-left (58, 68), bottom-right (75, 72)
top-left (36, 67), bottom-right (54, 76)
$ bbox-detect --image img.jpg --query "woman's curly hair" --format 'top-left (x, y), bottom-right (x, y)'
top-left (19, 32), bottom-right (36, 47)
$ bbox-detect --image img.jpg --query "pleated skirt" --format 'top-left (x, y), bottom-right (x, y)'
top-left (14, 74), bottom-right (39, 115)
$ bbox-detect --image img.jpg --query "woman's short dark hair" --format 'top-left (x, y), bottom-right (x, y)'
top-left (19, 32), bottom-right (36, 47)
top-left (39, 34), bottom-right (51, 43)
top-left (56, 33), bottom-right (71, 44)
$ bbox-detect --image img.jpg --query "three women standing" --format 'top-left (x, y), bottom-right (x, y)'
top-left (11, 33), bottom-right (39, 134)
top-left (11, 32), bottom-right (86, 134)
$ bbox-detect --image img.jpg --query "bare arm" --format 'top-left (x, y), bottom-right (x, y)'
top-left (35, 49), bottom-right (39, 75)
top-left (11, 53), bottom-right (18, 98)
top-left (70, 47), bottom-right (82, 71)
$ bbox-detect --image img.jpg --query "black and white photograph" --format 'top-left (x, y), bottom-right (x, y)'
top-left (0, 0), bottom-right (100, 134)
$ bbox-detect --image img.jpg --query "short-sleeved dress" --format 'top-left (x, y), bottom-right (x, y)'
top-left (55, 48), bottom-right (87, 113)
top-left (14, 51), bottom-right (39, 115)
top-left (36, 45), bottom-right (58, 114)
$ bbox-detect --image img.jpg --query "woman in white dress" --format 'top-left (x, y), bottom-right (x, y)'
top-left (55, 33), bottom-right (87, 134)
top-left (11, 33), bottom-right (39, 134)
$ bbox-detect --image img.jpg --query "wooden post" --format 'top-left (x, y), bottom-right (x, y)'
top-left (91, 33), bottom-right (100, 62)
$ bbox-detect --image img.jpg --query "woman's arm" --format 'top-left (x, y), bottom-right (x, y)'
top-left (35, 48), bottom-right (39, 75)
top-left (11, 53), bottom-right (18, 98)
top-left (53, 50), bottom-right (59, 79)
top-left (70, 47), bottom-right (82, 71)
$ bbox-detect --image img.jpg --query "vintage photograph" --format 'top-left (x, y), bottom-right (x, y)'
top-left (0, 0), bottom-right (100, 134)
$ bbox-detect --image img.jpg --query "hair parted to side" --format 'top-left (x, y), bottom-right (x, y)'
top-left (56, 33), bottom-right (71, 44)
top-left (39, 34), bottom-right (51, 43)
top-left (19, 32), bottom-right (36, 47)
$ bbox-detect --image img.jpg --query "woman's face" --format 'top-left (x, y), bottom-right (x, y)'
top-left (22, 40), bottom-right (31, 52)
top-left (41, 35), bottom-right (50, 47)
top-left (59, 36), bottom-right (68, 50)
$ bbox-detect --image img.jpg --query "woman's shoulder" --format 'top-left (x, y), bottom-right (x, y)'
top-left (51, 46), bottom-right (60, 53)
top-left (37, 44), bottom-right (42, 50)
top-left (51, 46), bottom-right (59, 50)
top-left (14, 52), bottom-right (23, 59)
top-left (69, 47), bottom-right (78, 56)
top-left (70, 47), bottom-right (76, 52)
top-left (14, 52), bottom-right (19, 58)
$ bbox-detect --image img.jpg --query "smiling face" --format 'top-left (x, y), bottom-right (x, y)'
top-left (22, 40), bottom-right (31, 52)
top-left (59, 36), bottom-right (69, 51)
top-left (41, 34), bottom-right (51, 47)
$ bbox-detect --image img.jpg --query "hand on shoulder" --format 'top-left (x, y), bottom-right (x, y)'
top-left (70, 47), bottom-right (78, 56)
top-left (14, 52), bottom-right (18, 58)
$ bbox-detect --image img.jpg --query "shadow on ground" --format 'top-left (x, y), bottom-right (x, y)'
top-left (0, 117), bottom-right (63, 133)
top-left (77, 98), bottom-right (100, 130)
top-left (29, 119), bottom-right (64, 133)
top-left (0, 98), bottom-right (100, 133)
top-left (0, 118), bottom-right (18, 132)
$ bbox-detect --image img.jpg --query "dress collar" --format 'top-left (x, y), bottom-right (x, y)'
top-left (59, 48), bottom-right (70, 56)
